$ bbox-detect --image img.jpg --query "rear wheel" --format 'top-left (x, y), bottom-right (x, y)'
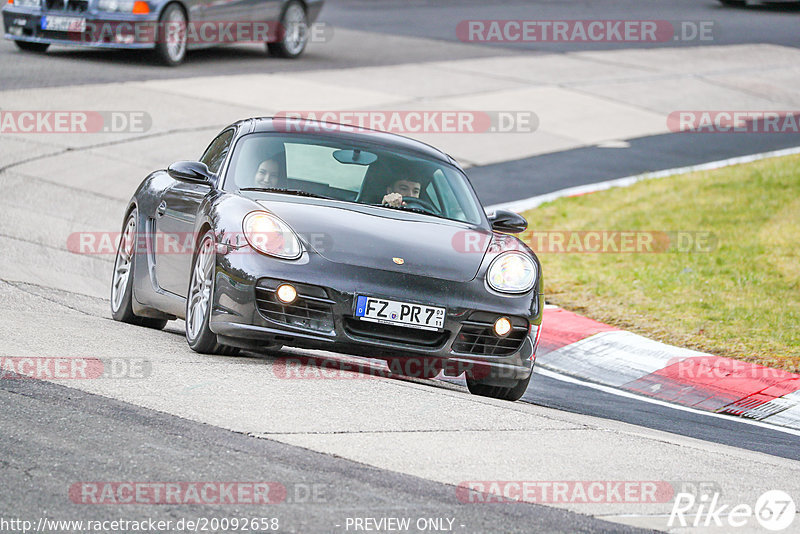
top-left (718, 0), bottom-right (746, 5)
top-left (153, 3), bottom-right (187, 66)
top-left (267, 0), bottom-right (308, 59)
top-left (185, 230), bottom-right (238, 355)
top-left (110, 210), bottom-right (168, 330)
top-left (466, 372), bottom-right (532, 402)
top-left (15, 41), bottom-right (49, 53)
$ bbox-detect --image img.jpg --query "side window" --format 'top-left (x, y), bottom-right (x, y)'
top-left (425, 182), bottom-right (441, 211)
top-left (200, 129), bottom-right (234, 175)
top-left (432, 169), bottom-right (464, 220)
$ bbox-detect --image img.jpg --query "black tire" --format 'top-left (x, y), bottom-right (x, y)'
top-left (267, 0), bottom-right (309, 59)
top-left (153, 3), bottom-right (187, 66)
top-left (185, 230), bottom-right (239, 356)
top-left (718, 0), bottom-right (746, 5)
top-left (15, 41), bottom-right (49, 53)
top-left (466, 371), bottom-right (532, 402)
top-left (110, 210), bottom-right (168, 330)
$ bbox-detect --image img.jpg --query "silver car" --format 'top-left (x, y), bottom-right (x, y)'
top-left (2, 0), bottom-right (323, 65)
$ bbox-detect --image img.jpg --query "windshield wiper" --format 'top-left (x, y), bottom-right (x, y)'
top-left (240, 187), bottom-right (332, 200)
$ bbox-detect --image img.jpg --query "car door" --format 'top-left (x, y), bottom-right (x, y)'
top-left (252, 0), bottom-right (282, 26)
top-left (154, 128), bottom-right (234, 297)
top-left (192, 0), bottom-right (256, 34)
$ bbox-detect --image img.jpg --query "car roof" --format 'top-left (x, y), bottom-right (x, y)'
top-left (229, 117), bottom-right (455, 164)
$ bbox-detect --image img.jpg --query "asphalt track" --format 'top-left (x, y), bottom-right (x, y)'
top-left (2, 1), bottom-right (800, 532)
top-left (4, 0), bottom-right (799, 207)
top-left (322, 0), bottom-right (800, 53)
top-left (470, 130), bottom-right (800, 206)
top-left (0, 375), bottom-right (647, 534)
top-left (523, 370), bottom-right (800, 462)
top-left (2, 0), bottom-right (800, 90)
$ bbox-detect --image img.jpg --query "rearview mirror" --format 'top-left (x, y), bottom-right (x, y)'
top-left (167, 161), bottom-right (213, 184)
top-left (487, 209), bottom-right (528, 233)
top-left (332, 149), bottom-right (377, 165)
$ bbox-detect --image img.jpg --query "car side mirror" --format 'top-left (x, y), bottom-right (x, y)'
top-left (167, 161), bottom-right (214, 184)
top-left (487, 209), bottom-right (528, 233)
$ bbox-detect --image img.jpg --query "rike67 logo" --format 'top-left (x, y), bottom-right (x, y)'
top-left (669, 490), bottom-right (796, 531)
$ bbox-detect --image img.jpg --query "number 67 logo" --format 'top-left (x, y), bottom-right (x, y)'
top-left (756, 490), bottom-right (796, 531)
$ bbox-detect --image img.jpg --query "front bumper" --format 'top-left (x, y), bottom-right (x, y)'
top-left (3, 7), bottom-right (159, 49)
top-left (209, 245), bottom-right (542, 385)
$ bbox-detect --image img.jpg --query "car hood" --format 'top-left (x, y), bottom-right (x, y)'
top-left (258, 200), bottom-right (490, 282)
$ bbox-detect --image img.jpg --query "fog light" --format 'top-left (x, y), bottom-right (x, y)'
top-left (494, 317), bottom-right (512, 337)
top-left (276, 284), bottom-right (297, 304)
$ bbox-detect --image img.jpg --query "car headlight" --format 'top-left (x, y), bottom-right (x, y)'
top-left (12, 0), bottom-right (41, 8)
top-left (486, 252), bottom-right (537, 293)
top-left (243, 211), bottom-right (302, 260)
top-left (97, 0), bottom-right (133, 11)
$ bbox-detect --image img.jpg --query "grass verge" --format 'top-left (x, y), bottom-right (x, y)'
top-left (522, 153), bottom-right (800, 371)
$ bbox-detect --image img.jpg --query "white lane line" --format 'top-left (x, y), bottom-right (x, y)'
top-left (534, 367), bottom-right (800, 438)
top-left (486, 145), bottom-right (800, 213)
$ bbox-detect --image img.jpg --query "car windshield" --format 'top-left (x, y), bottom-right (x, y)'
top-left (224, 132), bottom-right (484, 225)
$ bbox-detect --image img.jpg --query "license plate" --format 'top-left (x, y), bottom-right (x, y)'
top-left (355, 296), bottom-right (445, 331)
top-left (41, 16), bottom-right (85, 32)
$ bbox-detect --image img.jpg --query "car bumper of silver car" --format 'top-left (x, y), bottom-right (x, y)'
top-left (3, 7), bottom-right (159, 49)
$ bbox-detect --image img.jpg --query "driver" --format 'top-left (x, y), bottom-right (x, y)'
top-left (382, 179), bottom-right (421, 207)
top-left (253, 158), bottom-right (287, 189)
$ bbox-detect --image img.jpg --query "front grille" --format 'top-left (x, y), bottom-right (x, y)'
top-left (452, 314), bottom-right (528, 356)
top-left (255, 279), bottom-right (335, 333)
top-left (45, 0), bottom-right (88, 11)
top-left (344, 318), bottom-right (448, 348)
top-left (39, 30), bottom-right (91, 41)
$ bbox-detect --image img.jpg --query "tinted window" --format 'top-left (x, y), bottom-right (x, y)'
top-left (200, 129), bottom-right (234, 174)
top-left (285, 143), bottom-right (369, 191)
top-left (225, 132), bottom-right (484, 225)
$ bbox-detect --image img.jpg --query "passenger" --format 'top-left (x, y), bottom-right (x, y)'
top-left (253, 158), bottom-right (287, 189)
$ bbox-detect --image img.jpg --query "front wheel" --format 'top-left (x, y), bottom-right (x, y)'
top-left (185, 230), bottom-right (238, 355)
top-left (466, 372), bottom-right (532, 402)
top-left (153, 3), bottom-right (188, 66)
top-left (267, 0), bottom-right (309, 59)
top-left (15, 41), bottom-right (49, 53)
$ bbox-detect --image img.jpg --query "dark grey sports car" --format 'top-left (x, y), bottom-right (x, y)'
top-left (110, 117), bottom-right (543, 401)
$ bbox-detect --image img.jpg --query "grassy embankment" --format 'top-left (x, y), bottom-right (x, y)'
top-left (522, 153), bottom-right (800, 371)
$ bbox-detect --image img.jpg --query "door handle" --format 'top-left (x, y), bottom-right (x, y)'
top-left (157, 201), bottom-right (167, 216)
